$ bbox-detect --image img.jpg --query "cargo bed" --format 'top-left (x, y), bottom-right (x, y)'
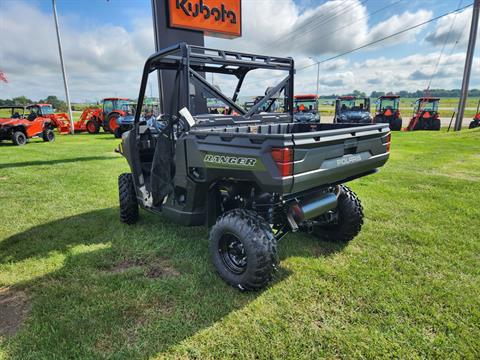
top-left (190, 121), bottom-right (390, 194)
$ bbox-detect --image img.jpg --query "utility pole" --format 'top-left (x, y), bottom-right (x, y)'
top-left (52, 0), bottom-right (74, 134)
top-left (454, 0), bottom-right (479, 131)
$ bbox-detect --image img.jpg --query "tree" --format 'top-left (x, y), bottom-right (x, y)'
top-left (11, 96), bottom-right (32, 105)
top-left (39, 95), bottom-right (67, 111)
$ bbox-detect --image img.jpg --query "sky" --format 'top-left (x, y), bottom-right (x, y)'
top-left (0, 0), bottom-right (479, 102)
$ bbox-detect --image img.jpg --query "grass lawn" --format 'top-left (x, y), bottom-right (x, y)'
top-left (0, 129), bottom-right (479, 359)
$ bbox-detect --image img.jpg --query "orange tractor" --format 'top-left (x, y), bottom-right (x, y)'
top-left (74, 98), bottom-right (131, 134)
top-left (406, 97), bottom-right (441, 131)
top-left (24, 104), bottom-right (71, 134)
top-left (374, 95), bottom-right (402, 131)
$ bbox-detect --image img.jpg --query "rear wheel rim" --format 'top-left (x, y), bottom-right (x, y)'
top-left (17, 133), bottom-right (26, 144)
top-left (218, 233), bottom-right (247, 274)
top-left (110, 117), bottom-right (118, 131)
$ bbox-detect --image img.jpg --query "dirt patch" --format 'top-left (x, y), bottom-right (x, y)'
top-left (0, 176), bottom-right (8, 181)
top-left (105, 259), bottom-right (144, 274)
top-left (104, 257), bottom-right (180, 279)
top-left (145, 259), bottom-right (180, 279)
top-left (0, 287), bottom-right (29, 337)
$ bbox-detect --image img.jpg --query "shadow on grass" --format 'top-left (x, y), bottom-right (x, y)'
top-left (0, 208), bottom-right (344, 358)
top-left (0, 156), bottom-right (115, 169)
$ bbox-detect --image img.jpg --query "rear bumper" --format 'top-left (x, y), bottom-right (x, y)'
top-left (290, 152), bottom-right (389, 193)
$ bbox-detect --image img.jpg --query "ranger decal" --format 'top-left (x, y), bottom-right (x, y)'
top-left (204, 154), bottom-right (257, 167)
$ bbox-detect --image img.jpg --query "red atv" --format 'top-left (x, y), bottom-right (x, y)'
top-left (374, 95), bottom-right (402, 131)
top-left (74, 98), bottom-right (131, 134)
top-left (0, 105), bottom-right (56, 145)
top-left (469, 99), bottom-right (480, 129)
top-left (406, 97), bottom-right (441, 131)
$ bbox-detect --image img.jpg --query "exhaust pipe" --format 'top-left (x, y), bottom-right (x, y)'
top-left (289, 191), bottom-right (338, 224)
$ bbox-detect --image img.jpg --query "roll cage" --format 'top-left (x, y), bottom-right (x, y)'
top-left (134, 43), bottom-right (295, 124)
top-left (0, 105), bottom-right (27, 118)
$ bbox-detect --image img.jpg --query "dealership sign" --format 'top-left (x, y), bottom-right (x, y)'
top-left (168, 0), bottom-right (242, 38)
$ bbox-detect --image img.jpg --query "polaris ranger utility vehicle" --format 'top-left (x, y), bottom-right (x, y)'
top-left (293, 94), bottom-right (320, 123)
top-left (374, 95), bottom-right (402, 131)
top-left (334, 96), bottom-right (372, 124)
top-left (117, 43), bottom-right (391, 291)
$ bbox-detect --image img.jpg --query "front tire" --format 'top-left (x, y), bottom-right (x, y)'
top-left (12, 131), bottom-right (27, 146)
top-left (210, 209), bottom-right (278, 291)
top-left (86, 120), bottom-right (100, 134)
top-left (118, 173), bottom-right (139, 224)
top-left (312, 185), bottom-right (364, 243)
top-left (42, 129), bottom-right (55, 142)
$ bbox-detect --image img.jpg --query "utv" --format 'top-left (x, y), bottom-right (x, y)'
top-left (293, 94), bottom-right (320, 123)
top-left (334, 96), bottom-right (372, 124)
top-left (117, 43), bottom-right (391, 291)
top-left (406, 97), bottom-right (441, 131)
top-left (374, 95), bottom-right (402, 131)
top-left (0, 105), bottom-right (56, 145)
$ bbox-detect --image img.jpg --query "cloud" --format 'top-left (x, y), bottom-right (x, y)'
top-left (207, 0), bottom-right (432, 57)
top-left (0, 0), bottom-right (477, 102)
top-left (321, 78), bottom-right (345, 87)
top-left (425, 7), bottom-right (472, 47)
top-left (0, 2), bottom-right (154, 102)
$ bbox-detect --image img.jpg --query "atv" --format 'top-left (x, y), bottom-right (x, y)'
top-left (469, 99), bottom-right (480, 129)
top-left (117, 43), bottom-right (391, 291)
top-left (293, 94), bottom-right (320, 123)
top-left (406, 97), bottom-right (441, 131)
top-left (334, 96), bottom-right (372, 124)
top-left (374, 95), bottom-right (402, 131)
top-left (0, 105), bottom-right (56, 145)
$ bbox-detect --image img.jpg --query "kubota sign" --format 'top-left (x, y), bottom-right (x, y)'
top-left (168, 0), bottom-right (242, 38)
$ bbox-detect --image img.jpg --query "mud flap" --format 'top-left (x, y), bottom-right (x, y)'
top-left (151, 132), bottom-right (174, 207)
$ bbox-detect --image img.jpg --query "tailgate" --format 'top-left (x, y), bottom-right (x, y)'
top-left (291, 124), bottom-right (390, 193)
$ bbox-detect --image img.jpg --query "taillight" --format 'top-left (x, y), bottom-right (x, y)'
top-left (385, 133), bottom-right (391, 152)
top-left (271, 147), bottom-right (293, 177)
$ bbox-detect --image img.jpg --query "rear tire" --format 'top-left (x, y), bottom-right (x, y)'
top-left (106, 114), bottom-right (119, 134)
top-left (312, 185), bottom-right (364, 243)
top-left (469, 119), bottom-right (479, 129)
top-left (391, 117), bottom-right (402, 131)
top-left (210, 209), bottom-right (278, 291)
top-left (12, 131), bottom-right (27, 146)
top-left (118, 173), bottom-right (139, 224)
top-left (86, 120), bottom-right (100, 134)
top-left (431, 118), bottom-right (441, 131)
top-left (114, 127), bottom-right (122, 138)
top-left (42, 129), bottom-right (55, 142)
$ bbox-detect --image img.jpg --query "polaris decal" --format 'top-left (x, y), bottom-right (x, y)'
top-left (336, 154), bottom-right (362, 166)
top-left (337, 155), bottom-right (362, 166)
top-left (204, 154), bottom-right (256, 166)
